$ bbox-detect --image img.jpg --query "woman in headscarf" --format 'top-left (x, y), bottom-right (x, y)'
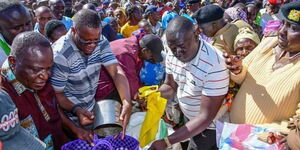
top-left (234, 27), bottom-right (260, 58)
top-left (114, 7), bottom-right (127, 32)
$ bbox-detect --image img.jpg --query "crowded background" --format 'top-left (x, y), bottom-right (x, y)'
top-left (0, 0), bottom-right (300, 149)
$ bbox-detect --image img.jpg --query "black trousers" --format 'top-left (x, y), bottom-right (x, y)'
top-left (187, 129), bottom-right (218, 150)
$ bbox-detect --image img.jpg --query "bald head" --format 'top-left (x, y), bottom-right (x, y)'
top-left (165, 16), bottom-right (194, 38)
top-left (35, 6), bottom-right (51, 16)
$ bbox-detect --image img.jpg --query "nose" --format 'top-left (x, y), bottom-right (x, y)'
top-left (38, 70), bottom-right (50, 81)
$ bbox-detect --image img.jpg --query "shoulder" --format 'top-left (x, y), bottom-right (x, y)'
top-left (201, 41), bottom-right (225, 65)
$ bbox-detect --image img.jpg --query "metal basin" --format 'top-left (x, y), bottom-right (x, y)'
top-left (93, 99), bottom-right (123, 137)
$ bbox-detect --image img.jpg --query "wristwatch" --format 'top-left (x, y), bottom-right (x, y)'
top-left (164, 137), bottom-right (172, 148)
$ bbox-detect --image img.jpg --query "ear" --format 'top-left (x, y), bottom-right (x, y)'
top-left (71, 26), bottom-right (76, 34)
top-left (8, 56), bottom-right (16, 68)
top-left (141, 47), bottom-right (147, 53)
top-left (194, 24), bottom-right (201, 35)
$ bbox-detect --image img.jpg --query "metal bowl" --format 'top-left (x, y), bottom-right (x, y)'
top-left (93, 99), bottom-right (123, 137)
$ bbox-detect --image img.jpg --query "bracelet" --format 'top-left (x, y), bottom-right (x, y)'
top-left (164, 137), bottom-right (172, 148)
top-left (71, 103), bottom-right (82, 115)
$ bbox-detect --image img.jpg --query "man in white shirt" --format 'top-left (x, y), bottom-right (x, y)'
top-left (149, 16), bottom-right (229, 150)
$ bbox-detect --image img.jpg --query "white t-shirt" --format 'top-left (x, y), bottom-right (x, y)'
top-left (165, 40), bottom-right (229, 122)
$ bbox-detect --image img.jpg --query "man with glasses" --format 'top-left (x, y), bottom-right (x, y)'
top-left (51, 9), bottom-right (132, 143)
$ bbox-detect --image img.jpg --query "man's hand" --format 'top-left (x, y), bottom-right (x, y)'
top-left (119, 99), bottom-right (132, 139)
top-left (149, 139), bottom-right (168, 150)
top-left (223, 52), bottom-right (243, 75)
top-left (73, 126), bottom-right (94, 145)
top-left (76, 108), bottom-right (95, 126)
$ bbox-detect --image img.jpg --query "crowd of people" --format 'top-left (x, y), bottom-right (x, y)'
top-left (0, 0), bottom-right (300, 149)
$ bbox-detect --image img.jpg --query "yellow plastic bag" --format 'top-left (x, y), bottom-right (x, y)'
top-left (138, 86), bottom-right (167, 148)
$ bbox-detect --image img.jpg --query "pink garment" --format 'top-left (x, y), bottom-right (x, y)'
top-left (95, 37), bottom-right (143, 101)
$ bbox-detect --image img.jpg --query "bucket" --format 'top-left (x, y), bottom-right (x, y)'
top-left (93, 99), bottom-right (123, 137)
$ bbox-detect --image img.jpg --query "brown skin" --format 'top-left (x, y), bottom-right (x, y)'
top-left (224, 20), bottom-right (300, 75)
top-left (49, 26), bottom-right (67, 43)
top-left (150, 29), bottom-right (225, 149)
top-left (186, 3), bottom-right (200, 15)
top-left (265, 2), bottom-right (280, 15)
top-left (138, 21), bottom-right (153, 34)
top-left (128, 8), bottom-right (143, 26)
top-left (148, 11), bottom-right (161, 26)
top-left (235, 38), bottom-right (258, 58)
top-left (0, 6), bottom-right (32, 45)
top-left (55, 25), bottom-right (132, 141)
top-left (109, 19), bottom-right (119, 33)
top-left (49, 0), bottom-right (65, 20)
top-left (198, 20), bottom-right (225, 38)
top-left (278, 20), bottom-right (300, 55)
top-left (72, 26), bottom-right (101, 55)
top-left (246, 4), bottom-right (258, 25)
top-left (8, 45), bottom-right (53, 91)
top-left (115, 9), bottom-right (127, 28)
top-left (35, 9), bottom-right (54, 35)
top-left (166, 30), bottom-right (199, 62)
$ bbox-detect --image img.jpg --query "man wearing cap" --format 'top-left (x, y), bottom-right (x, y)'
top-left (95, 34), bottom-right (164, 102)
top-left (0, 89), bottom-right (46, 150)
top-left (0, 0), bottom-right (32, 66)
top-left (223, 1), bottom-right (300, 149)
top-left (149, 16), bottom-right (229, 150)
top-left (193, 4), bottom-right (241, 54)
top-left (144, 5), bottom-right (162, 35)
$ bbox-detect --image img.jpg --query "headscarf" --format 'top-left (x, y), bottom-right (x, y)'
top-left (114, 7), bottom-right (126, 17)
top-left (161, 11), bottom-right (178, 30)
top-left (225, 7), bottom-right (248, 22)
top-left (234, 27), bottom-right (260, 51)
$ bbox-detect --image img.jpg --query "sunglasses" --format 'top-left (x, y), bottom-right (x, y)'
top-left (77, 34), bottom-right (102, 45)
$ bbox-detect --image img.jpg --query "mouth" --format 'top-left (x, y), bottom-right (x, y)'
top-left (34, 82), bottom-right (46, 88)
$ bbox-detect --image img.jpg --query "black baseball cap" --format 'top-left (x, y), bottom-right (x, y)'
top-left (140, 34), bottom-right (164, 62)
top-left (279, 1), bottom-right (300, 25)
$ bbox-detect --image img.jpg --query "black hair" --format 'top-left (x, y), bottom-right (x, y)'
top-left (125, 5), bottom-right (139, 19)
top-left (11, 31), bottom-right (51, 59)
top-left (0, 0), bottom-right (22, 15)
top-left (166, 16), bottom-right (194, 36)
top-left (44, 19), bottom-right (66, 38)
top-left (73, 9), bottom-right (101, 29)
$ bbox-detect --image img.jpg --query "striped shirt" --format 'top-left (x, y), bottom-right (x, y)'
top-left (166, 40), bottom-right (229, 121)
top-left (50, 31), bottom-right (117, 114)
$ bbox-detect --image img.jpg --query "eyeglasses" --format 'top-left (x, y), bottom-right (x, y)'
top-left (77, 34), bottom-right (102, 45)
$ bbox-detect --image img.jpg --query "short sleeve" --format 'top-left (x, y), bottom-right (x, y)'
top-left (98, 38), bottom-right (118, 66)
top-left (50, 55), bottom-right (69, 92)
top-left (202, 51), bottom-right (229, 96)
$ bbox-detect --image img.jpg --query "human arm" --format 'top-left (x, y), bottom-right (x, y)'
top-left (51, 56), bottom-right (94, 126)
top-left (104, 63), bottom-right (132, 137)
top-left (158, 74), bottom-right (178, 101)
top-left (149, 95), bottom-right (225, 150)
top-left (57, 106), bottom-right (94, 143)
